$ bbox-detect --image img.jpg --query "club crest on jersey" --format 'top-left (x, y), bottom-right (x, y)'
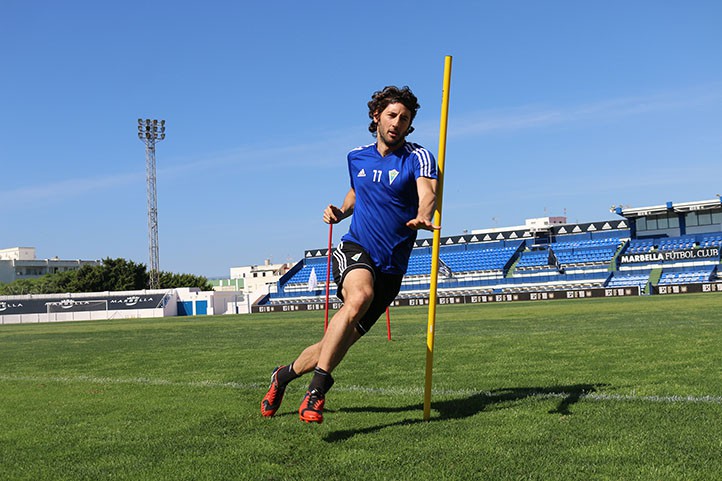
top-left (388, 169), bottom-right (399, 185)
top-left (351, 253), bottom-right (362, 261)
top-left (357, 169), bottom-right (366, 177)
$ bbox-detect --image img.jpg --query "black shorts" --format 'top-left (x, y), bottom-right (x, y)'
top-left (331, 241), bottom-right (403, 336)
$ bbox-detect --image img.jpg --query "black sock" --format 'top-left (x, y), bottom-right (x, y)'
top-left (308, 367), bottom-right (334, 395)
top-left (276, 363), bottom-right (300, 386)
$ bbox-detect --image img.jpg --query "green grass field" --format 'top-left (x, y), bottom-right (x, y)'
top-left (2, 294), bottom-right (722, 480)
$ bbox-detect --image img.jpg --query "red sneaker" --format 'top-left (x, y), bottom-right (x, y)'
top-left (299, 389), bottom-right (325, 423)
top-left (260, 367), bottom-right (286, 417)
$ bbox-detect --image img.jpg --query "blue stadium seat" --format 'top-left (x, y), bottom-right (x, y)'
top-left (658, 266), bottom-right (715, 285)
top-left (607, 270), bottom-right (650, 289)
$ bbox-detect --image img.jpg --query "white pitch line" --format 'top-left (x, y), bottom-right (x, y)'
top-left (2, 374), bottom-right (722, 405)
top-left (579, 393), bottom-right (722, 405)
top-left (0, 374), bottom-right (264, 391)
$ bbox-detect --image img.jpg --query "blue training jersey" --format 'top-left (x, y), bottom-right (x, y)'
top-left (341, 142), bottom-right (437, 275)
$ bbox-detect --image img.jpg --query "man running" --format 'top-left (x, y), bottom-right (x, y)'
top-left (261, 85), bottom-right (439, 423)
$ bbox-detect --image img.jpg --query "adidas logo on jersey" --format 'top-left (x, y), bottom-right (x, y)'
top-left (351, 253), bottom-right (362, 261)
top-left (357, 169), bottom-right (366, 177)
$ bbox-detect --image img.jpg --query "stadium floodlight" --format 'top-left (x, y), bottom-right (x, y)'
top-left (137, 118), bottom-right (166, 290)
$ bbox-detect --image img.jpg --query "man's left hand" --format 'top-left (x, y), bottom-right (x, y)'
top-left (406, 218), bottom-right (441, 231)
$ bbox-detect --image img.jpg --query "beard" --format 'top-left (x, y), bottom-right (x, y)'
top-left (378, 129), bottom-right (406, 150)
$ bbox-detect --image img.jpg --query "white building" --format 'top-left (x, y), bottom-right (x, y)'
top-left (228, 259), bottom-right (292, 302)
top-left (0, 247), bottom-right (99, 284)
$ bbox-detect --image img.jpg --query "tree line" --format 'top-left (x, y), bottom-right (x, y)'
top-left (0, 258), bottom-right (213, 295)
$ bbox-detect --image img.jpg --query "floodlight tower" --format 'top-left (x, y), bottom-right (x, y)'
top-left (137, 119), bottom-right (166, 290)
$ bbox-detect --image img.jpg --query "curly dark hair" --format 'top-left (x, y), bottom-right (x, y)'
top-left (367, 85), bottom-right (420, 136)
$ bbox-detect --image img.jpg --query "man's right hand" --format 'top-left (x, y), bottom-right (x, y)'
top-left (323, 205), bottom-right (345, 224)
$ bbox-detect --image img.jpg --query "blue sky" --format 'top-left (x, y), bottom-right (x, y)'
top-left (2, 1), bottom-right (721, 277)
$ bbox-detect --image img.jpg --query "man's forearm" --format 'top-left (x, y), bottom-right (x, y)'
top-left (339, 189), bottom-right (356, 220)
top-left (417, 178), bottom-right (437, 222)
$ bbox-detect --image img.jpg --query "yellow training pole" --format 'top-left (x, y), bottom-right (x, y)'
top-left (424, 55), bottom-right (452, 421)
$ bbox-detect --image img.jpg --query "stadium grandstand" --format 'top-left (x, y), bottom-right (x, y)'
top-left (253, 197), bottom-right (722, 312)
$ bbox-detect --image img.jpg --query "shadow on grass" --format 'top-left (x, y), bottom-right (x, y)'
top-left (324, 383), bottom-right (606, 443)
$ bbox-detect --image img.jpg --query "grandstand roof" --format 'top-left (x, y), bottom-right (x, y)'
top-left (613, 198), bottom-right (722, 218)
